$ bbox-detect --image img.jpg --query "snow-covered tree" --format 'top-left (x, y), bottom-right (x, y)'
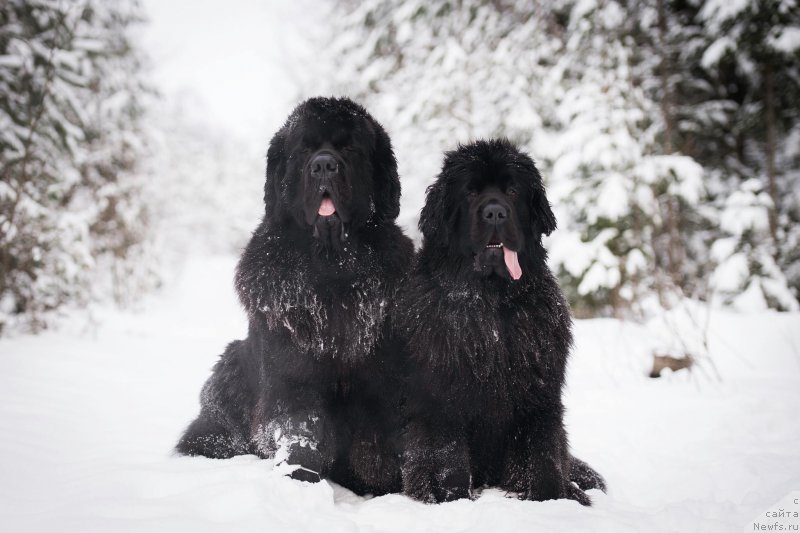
top-left (0, 0), bottom-right (154, 332)
top-left (683, 0), bottom-right (800, 310)
top-left (331, 0), bottom-right (562, 239)
top-left (544, 0), bottom-right (706, 317)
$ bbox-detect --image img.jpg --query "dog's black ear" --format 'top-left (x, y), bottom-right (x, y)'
top-left (264, 126), bottom-right (287, 223)
top-left (419, 178), bottom-right (450, 247)
top-left (372, 122), bottom-right (401, 222)
top-left (531, 177), bottom-right (557, 236)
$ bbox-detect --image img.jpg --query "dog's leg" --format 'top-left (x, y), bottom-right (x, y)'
top-left (275, 411), bottom-right (335, 483)
top-left (176, 341), bottom-right (251, 458)
top-left (346, 423), bottom-right (402, 496)
top-left (251, 396), bottom-right (336, 484)
top-left (325, 373), bottom-right (404, 496)
top-left (501, 412), bottom-right (591, 506)
top-left (402, 417), bottom-right (472, 503)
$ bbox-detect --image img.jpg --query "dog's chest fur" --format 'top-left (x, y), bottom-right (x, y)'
top-left (237, 233), bottom-right (389, 365)
top-left (404, 282), bottom-right (566, 411)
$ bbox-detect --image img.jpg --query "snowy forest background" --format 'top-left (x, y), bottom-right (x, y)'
top-left (2, 2), bottom-right (800, 531)
top-left (2, 0), bottom-right (799, 330)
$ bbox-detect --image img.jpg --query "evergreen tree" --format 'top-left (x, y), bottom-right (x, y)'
top-left (331, 0), bottom-right (561, 239)
top-left (681, 0), bottom-right (800, 310)
top-left (544, 0), bottom-right (705, 317)
top-left (0, 0), bottom-right (153, 332)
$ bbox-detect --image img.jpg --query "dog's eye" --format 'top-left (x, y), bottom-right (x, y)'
top-left (467, 191), bottom-right (478, 200)
top-left (507, 188), bottom-right (518, 199)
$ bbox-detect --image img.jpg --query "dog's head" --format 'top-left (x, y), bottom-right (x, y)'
top-left (419, 139), bottom-right (556, 281)
top-left (263, 97), bottom-right (400, 250)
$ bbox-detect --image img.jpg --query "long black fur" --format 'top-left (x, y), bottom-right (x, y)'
top-left (396, 139), bottom-right (606, 504)
top-left (176, 97), bottom-right (413, 496)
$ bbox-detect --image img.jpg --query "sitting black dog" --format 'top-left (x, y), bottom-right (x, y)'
top-left (176, 97), bottom-right (413, 496)
top-left (396, 139), bottom-right (605, 504)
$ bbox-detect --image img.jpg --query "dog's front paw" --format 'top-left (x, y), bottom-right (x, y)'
top-left (435, 465), bottom-right (472, 502)
top-left (349, 436), bottom-right (402, 494)
top-left (279, 441), bottom-right (327, 483)
top-left (403, 459), bottom-right (472, 503)
top-left (289, 465), bottom-right (321, 483)
top-left (520, 482), bottom-right (591, 506)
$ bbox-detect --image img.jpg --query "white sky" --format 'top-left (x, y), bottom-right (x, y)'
top-left (140, 0), bottom-right (328, 147)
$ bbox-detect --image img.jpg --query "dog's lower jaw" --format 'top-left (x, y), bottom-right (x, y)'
top-left (472, 253), bottom-right (511, 280)
top-left (312, 216), bottom-right (349, 251)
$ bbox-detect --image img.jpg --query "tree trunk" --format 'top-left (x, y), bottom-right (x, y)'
top-left (657, 0), bottom-right (683, 289)
top-left (657, 0), bottom-right (673, 155)
top-left (764, 63), bottom-right (779, 255)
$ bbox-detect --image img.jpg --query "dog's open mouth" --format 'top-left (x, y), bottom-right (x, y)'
top-left (318, 193), bottom-right (336, 217)
top-left (311, 191), bottom-right (348, 247)
top-left (484, 241), bottom-right (522, 281)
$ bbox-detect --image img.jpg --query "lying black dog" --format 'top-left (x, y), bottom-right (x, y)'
top-left (176, 97), bottom-right (413, 496)
top-left (397, 139), bottom-right (605, 504)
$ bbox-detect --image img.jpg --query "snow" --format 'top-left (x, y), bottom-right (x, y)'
top-left (548, 228), bottom-right (623, 295)
top-left (733, 279), bottom-right (770, 312)
top-left (637, 155), bottom-right (705, 204)
top-left (595, 172), bottom-right (629, 221)
top-left (699, 0), bottom-right (753, 30)
top-left (577, 257), bottom-right (621, 296)
top-left (2, 255), bottom-right (799, 532)
top-left (768, 26), bottom-right (800, 54)
top-left (701, 36), bottom-right (735, 69)
top-left (719, 188), bottom-right (771, 236)
top-left (711, 252), bottom-right (750, 293)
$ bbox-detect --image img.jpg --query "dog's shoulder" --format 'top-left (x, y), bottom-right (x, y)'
top-left (370, 222), bottom-right (415, 279)
top-left (234, 221), bottom-right (312, 315)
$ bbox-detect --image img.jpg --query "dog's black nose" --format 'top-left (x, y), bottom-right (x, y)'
top-left (310, 153), bottom-right (338, 178)
top-left (482, 202), bottom-right (508, 225)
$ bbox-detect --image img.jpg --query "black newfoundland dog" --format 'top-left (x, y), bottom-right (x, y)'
top-left (397, 139), bottom-right (605, 505)
top-left (176, 97), bottom-right (413, 496)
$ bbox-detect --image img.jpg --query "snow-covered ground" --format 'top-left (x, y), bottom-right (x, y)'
top-left (1, 255), bottom-right (798, 532)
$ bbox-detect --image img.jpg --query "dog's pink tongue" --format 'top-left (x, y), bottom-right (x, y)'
top-left (318, 197), bottom-right (335, 216)
top-left (503, 247), bottom-right (522, 280)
